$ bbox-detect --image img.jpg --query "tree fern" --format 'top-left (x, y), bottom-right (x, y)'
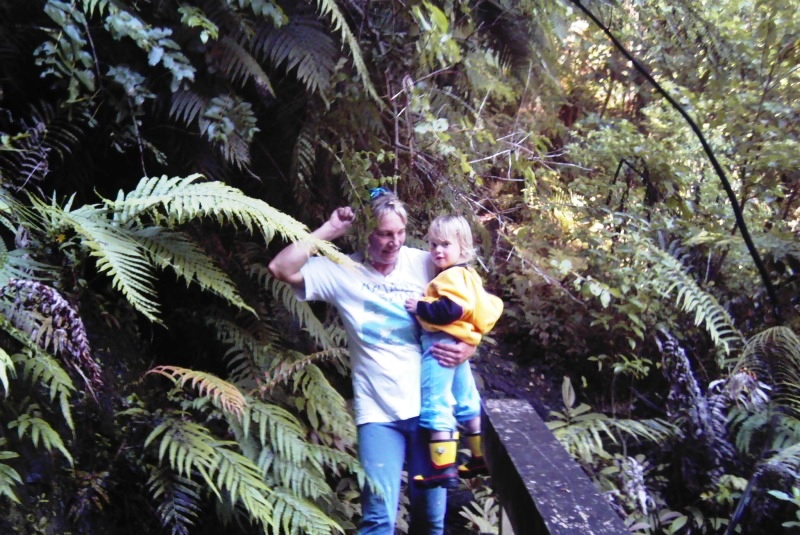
top-left (144, 416), bottom-right (279, 529)
top-left (147, 466), bottom-right (202, 535)
top-left (314, 0), bottom-right (383, 106)
top-left (169, 91), bottom-right (207, 129)
top-left (0, 439), bottom-right (21, 504)
top-left (267, 276), bottom-right (345, 351)
top-left (199, 94), bottom-right (260, 169)
top-left (635, 231), bottom-right (744, 360)
top-left (267, 487), bottom-right (344, 535)
top-left (8, 404), bottom-right (73, 465)
top-left (213, 35), bottom-right (275, 96)
top-left (0, 124), bottom-right (49, 191)
top-left (148, 365), bottom-right (247, 420)
top-left (236, 399), bottom-right (364, 487)
top-left (132, 226), bottom-right (246, 313)
top-left (252, 13), bottom-right (335, 99)
top-left (0, 237), bottom-right (55, 294)
top-left (0, 346), bottom-right (13, 394)
top-left (108, 174), bottom-right (346, 262)
top-left (732, 327), bottom-right (800, 417)
top-left (547, 377), bottom-right (675, 467)
top-left (11, 348), bottom-right (75, 431)
top-left (18, 175), bottom-right (352, 323)
top-left (0, 279), bottom-right (102, 393)
top-left (287, 359), bottom-right (356, 444)
top-left (45, 198), bottom-right (164, 322)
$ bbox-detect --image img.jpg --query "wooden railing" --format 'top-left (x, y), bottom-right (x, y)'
top-left (482, 399), bottom-right (630, 534)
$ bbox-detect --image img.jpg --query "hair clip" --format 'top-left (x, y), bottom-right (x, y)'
top-left (369, 187), bottom-right (391, 199)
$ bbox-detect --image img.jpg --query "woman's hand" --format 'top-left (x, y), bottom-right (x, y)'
top-left (327, 207), bottom-right (355, 238)
top-left (430, 340), bottom-right (476, 367)
top-left (404, 298), bottom-right (419, 313)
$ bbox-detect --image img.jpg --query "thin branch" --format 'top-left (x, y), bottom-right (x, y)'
top-left (570, 0), bottom-right (782, 322)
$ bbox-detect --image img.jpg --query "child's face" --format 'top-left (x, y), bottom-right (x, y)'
top-left (428, 237), bottom-right (463, 270)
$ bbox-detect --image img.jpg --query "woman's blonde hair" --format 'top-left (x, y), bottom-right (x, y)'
top-left (427, 215), bottom-right (475, 262)
top-left (370, 190), bottom-right (408, 225)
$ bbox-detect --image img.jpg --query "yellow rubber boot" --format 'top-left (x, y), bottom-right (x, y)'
top-left (413, 439), bottom-right (459, 489)
top-left (458, 432), bottom-right (488, 478)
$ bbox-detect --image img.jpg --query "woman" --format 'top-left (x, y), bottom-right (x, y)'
top-left (268, 190), bottom-right (475, 534)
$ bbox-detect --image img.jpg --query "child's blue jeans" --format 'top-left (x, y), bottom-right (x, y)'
top-left (357, 416), bottom-right (446, 534)
top-left (419, 331), bottom-right (482, 432)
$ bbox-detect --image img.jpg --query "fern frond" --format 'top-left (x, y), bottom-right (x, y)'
top-left (145, 418), bottom-right (221, 480)
top-left (28, 100), bottom-right (90, 164)
top-left (8, 405), bottom-right (73, 465)
top-left (79, 0), bottom-right (112, 17)
top-left (264, 347), bottom-right (347, 391)
top-left (212, 35), bottom-right (274, 95)
top-left (0, 238), bottom-right (56, 287)
top-left (147, 466), bottom-right (202, 535)
top-left (0, 124), bottom-right (50, 189)
top-left (108, 174), bottom-right (349, 262)
top-left (0, 346), bottom-right (13, 394)
top-left (133, 226), bottom-right (254, 315)
top-left (0, 279), bottom-right (102, 393)
top-left (148, 366), bottom-right (247, 420)
top-left (733, 326), bottom-right (800, 417)
top-left (11, 348), bottom-right (75, 431)
top-left (267, 487), bottom-right (343, 535)
top-left (199, 94), bottom-right (259, 168)
top-left (288, 361), bottom-right (356, 444)
top-left (0, 440), bottom-right (22, 504)
top-left (253, 14), bottom-right (335, 98)
top-left (314, 0), bottom-right (383, 106)
top-left (290, 122), bottom-right (316, 201)
top-left (211, 316), bottom-right (280, 386)
top-left (45, 198), bottom-right (163, 322)
top-left (238, 399), bottom-right (364, 488)
top-left (241, 400), bottom-right (308, 462)
top-left (643, 238), bottom-right (744, 359)
top-left (262, 454), bottom-right (331, 498)
top-left (169, 91), bottom-right (207, 128)
top-left (268, 277), bottom-right (344, 350)
top-left (144, 417), bottom-right (275, 528)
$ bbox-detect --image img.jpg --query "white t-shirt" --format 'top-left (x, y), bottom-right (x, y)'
top-left (298, 246), bottom-right (435, 425)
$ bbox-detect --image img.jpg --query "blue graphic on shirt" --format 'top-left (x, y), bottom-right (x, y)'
top-left (362, 300), bottom-right (419, 346)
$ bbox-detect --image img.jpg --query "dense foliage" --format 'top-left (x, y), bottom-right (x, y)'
top-left (0, 0), bottom-right (798, 533)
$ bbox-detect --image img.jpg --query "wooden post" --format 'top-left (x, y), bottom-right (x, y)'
top-left (482, 399), bottom-right (630, 534)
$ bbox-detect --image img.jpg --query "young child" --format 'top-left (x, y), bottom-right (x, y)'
top-left (404, 215), bottom-right (503, 488)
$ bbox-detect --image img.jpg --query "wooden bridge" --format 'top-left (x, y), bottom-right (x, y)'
top-left (482, 398), bottom-right (630, 534)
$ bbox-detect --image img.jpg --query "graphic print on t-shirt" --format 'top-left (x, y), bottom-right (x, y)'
top-left (361, 281), bottom-right (421, 347)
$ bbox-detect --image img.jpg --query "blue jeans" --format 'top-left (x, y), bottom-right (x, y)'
top-left (419, 331), bottom-right (481, 432)
top-left (358, 417), bottom-right (447, 534)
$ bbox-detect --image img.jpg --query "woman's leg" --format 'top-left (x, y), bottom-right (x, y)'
top-left (357, 421), bottom-right (407, 534)
top-left (405, 417), bottom-right (447, 535)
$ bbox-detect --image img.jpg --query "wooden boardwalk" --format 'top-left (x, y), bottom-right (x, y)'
top-left (483, 399), bottom-right (630, 534)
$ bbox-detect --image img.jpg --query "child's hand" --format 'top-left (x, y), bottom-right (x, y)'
top-left (404, 298), bottom-right (418, 313)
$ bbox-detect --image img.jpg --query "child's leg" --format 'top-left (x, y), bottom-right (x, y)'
top-left (452, 361), bottom-right (488, 478)
top-left (419, 331), bottom-right (457, 433)
top-left (415, 332), bottom-right (459, 489)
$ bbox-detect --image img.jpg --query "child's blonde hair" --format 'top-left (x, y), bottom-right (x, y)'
top-left (427, 215), bottom-right (475, 262)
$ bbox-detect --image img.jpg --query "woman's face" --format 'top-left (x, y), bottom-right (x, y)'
top-left (367, 212), bottom-right (406, 269)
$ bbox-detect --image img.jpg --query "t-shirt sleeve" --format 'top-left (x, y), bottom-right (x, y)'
top-left (298, 256), bottom-right (337, 302)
